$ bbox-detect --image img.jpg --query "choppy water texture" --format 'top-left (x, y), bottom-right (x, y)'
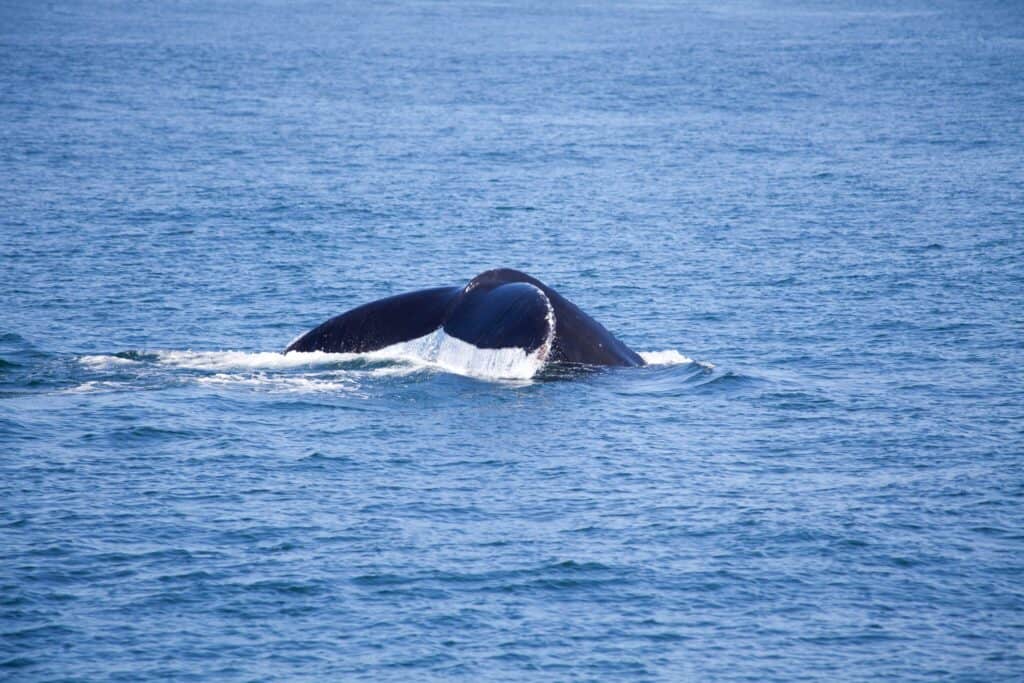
top-left (2, 1), bottom-right (1023, 680)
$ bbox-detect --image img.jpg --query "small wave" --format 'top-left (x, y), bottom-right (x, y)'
top-left (639, 350), bottom-right (714, 368)
top-left (0, 332), bottom-right (30, 346)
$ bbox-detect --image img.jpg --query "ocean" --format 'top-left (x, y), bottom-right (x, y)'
top-left (2, 1), bottom-right (1022, 680)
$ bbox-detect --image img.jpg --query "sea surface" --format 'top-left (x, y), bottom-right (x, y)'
top-left (2, 1), bottom-right (1023, 680)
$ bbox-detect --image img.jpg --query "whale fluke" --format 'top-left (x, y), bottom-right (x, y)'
top-left (285, 269), bottom-right (644, 368)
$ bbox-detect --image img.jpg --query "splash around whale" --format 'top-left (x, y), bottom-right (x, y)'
top-left (285, 269), bottom-right (645, 379)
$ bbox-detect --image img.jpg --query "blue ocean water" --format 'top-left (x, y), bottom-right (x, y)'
top-left (2, 0), bottom-right (1023, 679)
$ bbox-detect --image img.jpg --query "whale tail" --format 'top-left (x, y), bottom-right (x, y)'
top-left (285, 269), bottom-right (644, 368)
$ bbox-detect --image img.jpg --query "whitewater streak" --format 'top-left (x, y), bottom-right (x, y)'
top-left (77, 343), bottom-right (703, 388)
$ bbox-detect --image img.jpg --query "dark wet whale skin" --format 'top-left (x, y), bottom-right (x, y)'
top-left (285, 269), bottom-right (645, 367)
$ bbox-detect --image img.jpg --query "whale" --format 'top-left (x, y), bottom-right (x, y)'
top-left (284, 268), bottom-right (645, 368)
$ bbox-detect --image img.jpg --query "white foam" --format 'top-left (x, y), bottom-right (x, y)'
top-left (64, 380), bottom-right (102, 393)
top-left (368, 364), bottom-right (426, 378)
top-left (62, 380), bottom-right (130, 394)
top-left (79, 355), bottom-right (139, 368)
top-left (194, 373), bottom-right (360, 394)
top-left (155, 349), bottom-right (355, 371)
top-left (134, 332), bottom-right (546, 383)
top-left (639, 349), bottom-right (715, 368)
top-left (82, 340), bottom-right (688, 386)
